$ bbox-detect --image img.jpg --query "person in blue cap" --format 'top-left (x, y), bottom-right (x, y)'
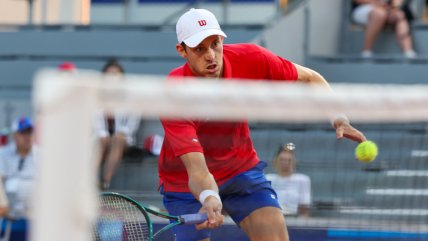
top-left (0, 116), bottom-right (38, 218)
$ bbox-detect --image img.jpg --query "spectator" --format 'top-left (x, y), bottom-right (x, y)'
top-left (0, 117), bottom-right (38, 218)
top-left (266, 143), bottom-right (311, 217)
top-left (96, 59), bottom-right (140, 190)
top-left (351, 0), bottom-right (417, 58)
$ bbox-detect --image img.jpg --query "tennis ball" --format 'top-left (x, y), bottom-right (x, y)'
top-left (355, 140), bottom-right (378, 163)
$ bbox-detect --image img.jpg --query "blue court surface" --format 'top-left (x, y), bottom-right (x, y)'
top-left (150, 217), bottom-right (428, 241)
top-left (3, 218), bottom-right (428, 241)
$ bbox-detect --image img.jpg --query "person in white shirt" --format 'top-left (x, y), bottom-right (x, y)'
top-left (266, 143), bottom-right (311, 217)
top-left (0, 117), bottom-right (38, 218)
top-left (96, 59), bottom-right (140, 190)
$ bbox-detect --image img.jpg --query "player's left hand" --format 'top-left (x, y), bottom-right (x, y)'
top-left (333, 118), bottom-right (366, 143)
top-left (196, 196), bottom-right (224, 230)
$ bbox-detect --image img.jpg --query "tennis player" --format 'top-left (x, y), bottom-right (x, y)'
top-left (159, 8), bottom-right (367, 241)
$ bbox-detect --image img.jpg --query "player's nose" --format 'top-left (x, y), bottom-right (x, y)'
top-left (205, 48), bottom-right (215, 60)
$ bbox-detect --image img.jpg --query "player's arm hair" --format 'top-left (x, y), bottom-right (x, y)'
top-left (293, 63), bottom-right (332, 91)
top-left (180, 152), bottom-right (219, 200)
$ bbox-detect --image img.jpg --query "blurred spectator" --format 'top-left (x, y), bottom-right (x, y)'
top-left (351, 0), bottom-right (417, 58)
top-left (96, 59), bottom-right (140, 190)
top-left (266, 143), bottom-right (311, 217)
top-left (0, 117), bottom-right (38, 219)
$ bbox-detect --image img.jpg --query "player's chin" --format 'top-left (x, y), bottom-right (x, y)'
top-left (203, 71), bottom-right (220, 78)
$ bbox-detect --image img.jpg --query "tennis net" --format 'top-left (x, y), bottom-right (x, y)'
top-left (31, 69), bottom-right (428, 241)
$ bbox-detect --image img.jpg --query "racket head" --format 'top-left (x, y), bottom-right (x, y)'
top-left (93, 192), bottom-right (153, 241)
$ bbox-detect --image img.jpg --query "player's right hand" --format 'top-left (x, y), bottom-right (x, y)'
top-left (196, 196), bottom-right (224, 230)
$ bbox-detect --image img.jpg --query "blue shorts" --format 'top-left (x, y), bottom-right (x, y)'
top-left (161, 161), bottom-right (280, 241)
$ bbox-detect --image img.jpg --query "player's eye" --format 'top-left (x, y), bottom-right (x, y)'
top-left (213, 41), bottom-right (219, 48)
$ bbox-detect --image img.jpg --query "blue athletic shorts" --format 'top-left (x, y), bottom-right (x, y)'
top-left (161, 161), bottom-right (280, 241)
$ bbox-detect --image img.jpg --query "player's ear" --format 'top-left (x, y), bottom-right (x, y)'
top-left (176, 43), bottom-right (187, 59)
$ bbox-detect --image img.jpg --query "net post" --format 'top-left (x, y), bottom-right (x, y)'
top-left (31, 72), bottom-right (98, 241)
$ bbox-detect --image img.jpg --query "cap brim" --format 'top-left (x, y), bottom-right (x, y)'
top-left (183, 29), bottom-right (227, 48)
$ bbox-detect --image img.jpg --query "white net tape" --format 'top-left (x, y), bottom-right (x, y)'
top-left (35, 69), bottom-right (428, 123)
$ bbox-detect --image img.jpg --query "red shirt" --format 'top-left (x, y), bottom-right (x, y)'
top-left (159, 44), bottom-right (298, 192)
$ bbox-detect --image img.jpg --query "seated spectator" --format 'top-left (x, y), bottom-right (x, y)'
top-left (0, 117), bottom-right (38, 219)
top-left (351, 0), bottom-right (417, 58)
top-left (266, 143), bottom-right (311, 217)
top-left (96, 59), bottom-right (140, 190)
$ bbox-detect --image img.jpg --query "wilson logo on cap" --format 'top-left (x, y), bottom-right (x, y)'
top-left (198, 20), bottom-right (207, 26)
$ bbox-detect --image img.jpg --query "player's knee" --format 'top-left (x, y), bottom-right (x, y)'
top-left (241, 207), bottom-right (286, 233)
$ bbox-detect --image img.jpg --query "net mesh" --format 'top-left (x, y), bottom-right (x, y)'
top-left (32, 70), bottom-right (428, 241)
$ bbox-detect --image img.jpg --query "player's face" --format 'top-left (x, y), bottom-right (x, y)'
top-left (278, 151), bottom-right (295, 174)
top-left (177, 35), bottom-right (224, 78)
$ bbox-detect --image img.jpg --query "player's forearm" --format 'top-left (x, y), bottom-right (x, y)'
top-left (180, 152), bottom-right (219, 200)
top-left (294, 64), bottom-right (332, 91)
top-left (307, 70), bottom-right (332, 91)
top-left (189, 173), bottom-right (219, 202)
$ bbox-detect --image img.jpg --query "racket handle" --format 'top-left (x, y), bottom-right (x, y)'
top-left (180, 213), bottom-right (208, 224)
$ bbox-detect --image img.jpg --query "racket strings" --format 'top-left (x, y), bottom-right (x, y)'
top-left (93, 195), bottom-right (150, 241)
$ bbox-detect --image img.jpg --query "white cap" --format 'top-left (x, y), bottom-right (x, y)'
top-left (176, 8), bottom-right (227, 48)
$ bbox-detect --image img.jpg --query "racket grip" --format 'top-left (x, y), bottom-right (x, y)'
top-left (180, 213), bottom-right (208, 224)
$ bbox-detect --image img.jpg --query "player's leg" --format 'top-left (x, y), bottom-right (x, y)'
top-left (102, 132), bottom-right (127, 189)
top-left (240, 207), bottom-right (288, 241)
top-left (220, 162), bottom-right (287, 241)
top-left (162, 190), bottom-right (212, 241)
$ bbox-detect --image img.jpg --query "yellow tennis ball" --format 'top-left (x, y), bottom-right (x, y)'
top-left (355, 140), bottom-right (378, 163)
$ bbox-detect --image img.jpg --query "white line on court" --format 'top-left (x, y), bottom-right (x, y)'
top-left (385, 170), bottom-right (428, 177)
top-left (366, 189), bottom-right (428, 196)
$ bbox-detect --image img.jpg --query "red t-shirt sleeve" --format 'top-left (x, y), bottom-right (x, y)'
top-left (255, 45), bottom-right (298, 81)
top-left (161, 119), bottom-right (203, 157)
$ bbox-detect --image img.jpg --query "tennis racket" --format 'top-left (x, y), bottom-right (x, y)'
top-left (93, 192), bottom-right (207, 241)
